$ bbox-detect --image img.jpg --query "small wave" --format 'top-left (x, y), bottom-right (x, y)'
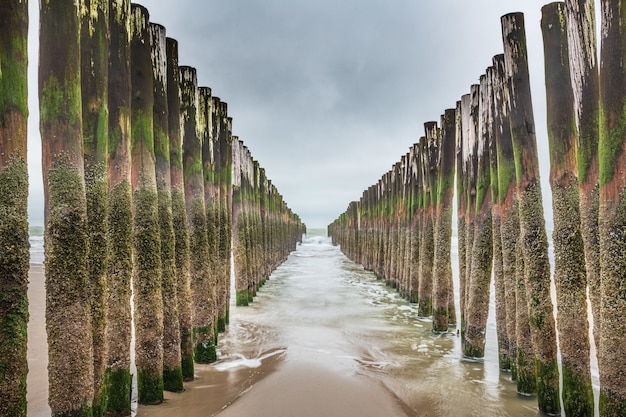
top-left (213, 348), bottom-right (286, 371)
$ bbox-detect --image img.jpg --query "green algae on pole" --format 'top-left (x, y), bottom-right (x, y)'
top-left (214, 98), bottom-right (232, 329)
top-left (40, 0), bottom-right (94, 414)
top-left (105, 0), bottom-right (133, 412)
top-left (598, 0), bottom-right (626, 414)
top-left (502, 12), bottom-right (560, 414)
top-left (487, 63), bottom-right (509, 372)
top-left (180, 65), bottom-right (215, 363)
top-left (232, 138), bottom-right (249, 306)
top-left (130, 4), bottom-right (164, 404)
top-left (492, 53), bottom-right (520, 382)
top-left (150, 23), bottom-right (183, 393)
top-left (80, 1), bottom-right (110, 413)
top-left (464, 75), bottom-right (494, 359)
top-left (166, 37), bottom-right (194, 380)
top-left (0, 1), bottom-right (29, 415)
top-left (432, 109), bottom-right (456, 332)
top-left (566, 0), bottom-right (601, 355)
top-left (542, 4), bottom-right (594, 415)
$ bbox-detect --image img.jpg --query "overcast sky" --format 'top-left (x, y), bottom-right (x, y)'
top-left (27, 1), bottom-right (589, 229)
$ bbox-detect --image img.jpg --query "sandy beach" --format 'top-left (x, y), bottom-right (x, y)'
top-left (26, 263), bottom-right (418, 417)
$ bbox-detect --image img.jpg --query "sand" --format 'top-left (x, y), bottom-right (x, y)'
top-left (26, 264), bottom-right (51, 417)
top-left (26, 264), bottom-right (417, 417)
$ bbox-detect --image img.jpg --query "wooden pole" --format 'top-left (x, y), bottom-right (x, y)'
top-left (0, 1), bottom-right (29, 415)
top-left (542, 3), bottom-right (594, 415)
top-left (565, 0), bottom-right (601, 352)
top-left (492, 52), bottom-right (521, 384)
top-left (488, 63), bottom-right (509, 372)
top-left (215, 98), bottom-right (232, 328)
top-left (198, 86), bottom-right (218, 343)
top-left (40, 0), bottom-right (94, 414)
top-left (598, 0), bottom-right (626, 413)
top-left (150, 23), bottom-right (183, 393)
top-left (130, 4), bottom-right (164, 405)
top-left (464, 75), bottom-right (494, 359)
top-left (166, 37), bottom-right (194, 380)
top-left (80, 0), bottom-right (110, 413)
top-left (455, 98), bottom-right (467, 332)
top-left (432, 109), bottom-right (456, 332)
top-left (105, 0), bottom-right (133, 412)
top-left (180, 66), bottom-right (215, 363)
top-left (502, 12), bottom-right (560, 414)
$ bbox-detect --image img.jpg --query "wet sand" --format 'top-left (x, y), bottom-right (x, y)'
top-left (137, 357), bottom-right (415, 417)
top-left (26, 264), bottom-right (51, 417)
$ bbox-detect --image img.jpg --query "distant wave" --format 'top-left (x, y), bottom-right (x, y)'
top-left (29, 226), bottom-right (44, 264)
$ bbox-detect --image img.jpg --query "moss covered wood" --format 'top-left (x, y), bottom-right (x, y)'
top-left (105, 0), bottom-right (133, 413)
top-left (0, 1), bottom-right (29, 415)
top-left (232, 138), bottom-right (249, 305)
top-left (455, 98), bottom-right (467, 332)
top-left (464, 75), bottom-right (494, 359)
top-left (432, 109), bottom-right (456, 332)
top-left (199, 87), bottom-right (219, 340)
top-left (460, 89), bottom-right (479, 347)
top-left (130, 4), bottom-right (164, 405)
top-left (492, 53), bottom-right (519, 382)
top-left (150, 23), bottom-right (183, 393)
top-left (598, 0), bottom-right (626, 414)
top-left (566, 0), bottom-right (601, 353)
top-left (80, 1), bottom-right (110, 414)
top-left (417, 131), bottom-right (435, 317)
top-left (40, 0), bottom-right (95, 414)
top-left (180, 66), bottom-right (216, 363)
top-left (542, 4), bottom-right (594, 415)
top-left (166, 37), bottom-right (194, 380)
top-left (487, 63), bottom-right (509, 372)
top-left (216, 99), bottom-right (232, 327)
top-left (502, 12), bottom-right (560, 414)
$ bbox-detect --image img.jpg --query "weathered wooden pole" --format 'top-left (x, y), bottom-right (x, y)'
top-left (105, 0), bottom-right (133, 412)
top-left (432, 108), bottom-right (456, 332)
top-left (565, 0), bottom-right (601, 351)
top-left (130, 4), bottom-right (164, 404)
top-left (502, 12), bottom-right (560, 414)
top-left (542, 4), bottom-right (594, 415)
top-left (598, 0), bottom-right (626, 414)
top-left (455, 97), bottom-right (467, 331)
top-left (233, 138), bottom-right (249, 305)
top-left (0, 1), bottom-right (29, 415)
top-left (166, 37), bottom-right (194, 380)
top-left (180, 66), bottom-right (215, 363)
top-left (40, 0), bottom-right (94, 414)
top-left (464, 74), bottom-right (494, 359)
top-left (150, 23), bottom-right (183, 393)
top-left (492, 53), bottom-right (522, 384)
top-left (216, 98), bottom-right (232, 328)
top-left (418, 130), bottom-right (435, 317)
top-left (460, 89), bottom-right (479, 345)
top-left (80, 1), bottom-right (110, 413)
top-left (487, 63), bottom-right (509, 372)
top-left (198, 86), bottom-right (218, 343)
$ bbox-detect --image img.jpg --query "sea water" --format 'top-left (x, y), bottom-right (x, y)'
top-left (213, 229), bottom-right (550, 417)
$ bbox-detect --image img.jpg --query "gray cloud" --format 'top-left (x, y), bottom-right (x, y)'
top-left (28, 0), bottom-right (561, 229)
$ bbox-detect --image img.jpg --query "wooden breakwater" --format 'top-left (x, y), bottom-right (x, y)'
top-left (2, 1), bottom-right (308, 415)
top-left (330, 3), bottom-right (626, 415)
